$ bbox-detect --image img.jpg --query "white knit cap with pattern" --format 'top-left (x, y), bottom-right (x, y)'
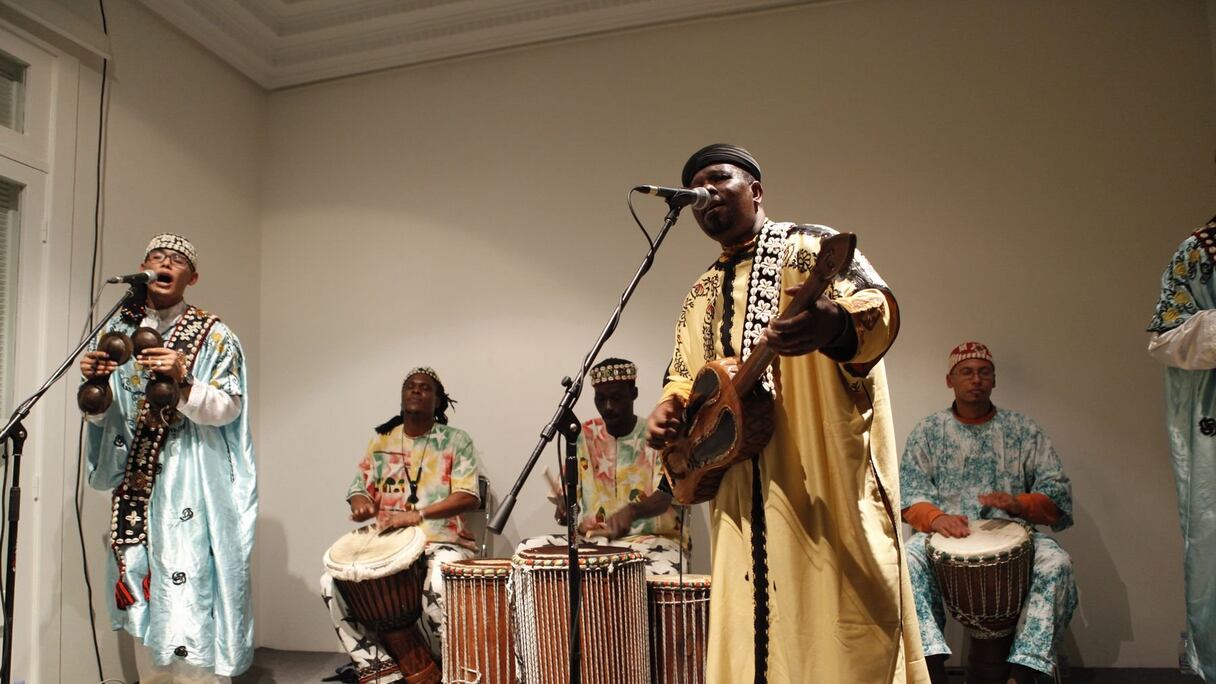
top-left (145, 233), bottom-right (198, 270)
top-left (590, 361), bottom-right (637, 386)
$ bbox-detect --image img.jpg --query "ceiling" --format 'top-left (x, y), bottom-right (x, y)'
top-left (139, 0), bottom-right (819, 90)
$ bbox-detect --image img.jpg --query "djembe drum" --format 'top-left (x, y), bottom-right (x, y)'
top-left (512, 545), bottom-right (648, 684)
top-left (927, 518), bottom-right (1034, 639)
top-left (441, 558), bottom-right (517, 684)
top-left (323, 525), bottom-right (439, 684)
top-left (647, 574), bottom-right (711, 684)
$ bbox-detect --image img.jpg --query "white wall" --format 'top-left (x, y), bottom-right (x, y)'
top-left (256, 0), bottom-right (1216, 669)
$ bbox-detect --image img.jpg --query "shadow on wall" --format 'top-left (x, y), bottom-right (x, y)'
top-left (254, 517), bottom-right (321, 669)
top-left (1065, 503), bottom-right (1132, 668)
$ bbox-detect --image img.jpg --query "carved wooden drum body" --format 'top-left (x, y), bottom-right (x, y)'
top-left (647, 574), bottom-right (711, 684)
top-left (441, 558), bottom-right (517, 684)
top-left (927, 518), bottom-right (1034, 639)
top-left (324, 525), bottom-right (439, 684)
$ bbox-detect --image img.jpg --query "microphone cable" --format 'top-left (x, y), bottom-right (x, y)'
top-left (75, 0), bottom-right (111, 681)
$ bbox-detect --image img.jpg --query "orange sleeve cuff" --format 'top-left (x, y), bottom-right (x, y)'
top-left (902, 502), bottom-right (946, 534)
top-left (1016, 493), bottom-right (1061, 526)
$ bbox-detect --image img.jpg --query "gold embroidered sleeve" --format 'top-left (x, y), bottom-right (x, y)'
top-left (837, 288), bottom-right (899, 370)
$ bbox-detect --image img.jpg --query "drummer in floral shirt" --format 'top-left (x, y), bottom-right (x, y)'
top-left (321, 366), bottom-right (482, 683)
top-left (518, 358), bottom-right (685, 574)
top-left (899, 343), bottom-right (1076, 684)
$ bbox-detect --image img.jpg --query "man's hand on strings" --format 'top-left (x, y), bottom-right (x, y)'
top-left (646, 397), bottom-right (685, 449)
top-left (763, 291), bottom-right (851, 357)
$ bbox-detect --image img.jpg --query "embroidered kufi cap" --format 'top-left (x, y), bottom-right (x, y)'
top-left (681, 143), bottom-right (762, 187)
top-left (406, 366), bottom-right (442, 386)
top-left (948, 341), bottom-right (994, 373)
top-left (590, 361), bottom-right (637, 386)
top-left (145, 233), bottom-right (198, 270)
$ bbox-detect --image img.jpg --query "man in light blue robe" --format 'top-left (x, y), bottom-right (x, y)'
top-left (1148, 216), bottom-right (1216, 682)
top-left (81, 234), bottom-right (256, 683)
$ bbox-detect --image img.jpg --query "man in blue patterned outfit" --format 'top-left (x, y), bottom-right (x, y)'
top-left (1148, 215), bottom-right (1216, 682)
top-left (899, 342), bottom-right (1076, 684)
top-left (81, 234), bottom-right (256, 684)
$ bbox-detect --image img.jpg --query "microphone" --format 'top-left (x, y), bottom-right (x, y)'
top-left (106, 270), bottom-right (157, 285)
top-left (634, 185), bottom-right (712, 210)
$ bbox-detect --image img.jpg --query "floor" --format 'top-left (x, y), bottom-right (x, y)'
top-left (242, 649), bottom-right (1207, 683)
top-left (936, 665), bottom-right (1204, 684)
top-left (234, 649), bottom-right (348, 683)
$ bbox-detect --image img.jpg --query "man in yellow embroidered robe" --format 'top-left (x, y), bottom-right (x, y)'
top-left (647, 144), bottom-right (927, 683)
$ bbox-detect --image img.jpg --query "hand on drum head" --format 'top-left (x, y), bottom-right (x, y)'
top-left (348, 494), bottom-right (378, 522)
top-left (646, 396), bottom-right (685, 449)
top-left (978, 491), bottom-right (1023, 516)
top-left (930, 514), bottom-right (971, 538)
top-left (584, 506), bottom-right (635, 540)
top-left (380, 509), bottom-right (424, 531)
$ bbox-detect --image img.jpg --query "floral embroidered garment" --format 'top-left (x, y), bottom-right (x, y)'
top-left (899, 407), bottom-right (1077, 676)
top-left (86, 313), bottom-right (256, 677)
top-left (1147, 217), bottom-right (1216, 681)
top-left (660, 221), bottom-right (927, 683)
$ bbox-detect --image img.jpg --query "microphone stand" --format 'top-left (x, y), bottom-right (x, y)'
top-left (0, 284), bottom-right (140, 684)
top-left (489, 199), bottom-right (690, 683)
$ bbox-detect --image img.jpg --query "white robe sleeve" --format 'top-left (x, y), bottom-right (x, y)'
top-left (1147, 309), bottom-right (1216, 370)
top-left (176, 383), bottom-right (242, 426)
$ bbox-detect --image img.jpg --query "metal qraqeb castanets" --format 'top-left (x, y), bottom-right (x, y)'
top-left (77, 327), bottom-right (181, 416)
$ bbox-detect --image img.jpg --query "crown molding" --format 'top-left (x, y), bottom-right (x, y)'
top-left (139, 0), bottom-right (821, 90)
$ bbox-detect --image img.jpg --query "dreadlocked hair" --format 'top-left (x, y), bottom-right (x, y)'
top-left (374, 375), bottom-right (457, 434)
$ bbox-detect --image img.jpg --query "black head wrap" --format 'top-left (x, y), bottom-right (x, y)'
top-left (681, 143), bottom-right (762, 187)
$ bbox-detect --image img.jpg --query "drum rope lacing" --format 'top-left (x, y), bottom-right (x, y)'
top-left (443, 561), bottom-right (513, 684)
top-left (512, 549), bottom-right (649, 684)
top-left (929, 524), bottom-right (1033, 640)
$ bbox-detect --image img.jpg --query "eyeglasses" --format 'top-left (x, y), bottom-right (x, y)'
top-left (952, 367), bottom-right (995, 380)
top-left (145, 250), bottom-right (191, 268)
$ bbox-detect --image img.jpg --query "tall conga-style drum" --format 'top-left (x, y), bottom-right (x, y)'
top-left (512, 545), bottom-right (649, 684)
top-left (442, 558), bottom-right (517, 684)
top-left (324, 525), bottom-right (439, 684)
top-left (927, 518), bottom-right (1034, 639)
top-left (647, 574), bottom-right (711, 684)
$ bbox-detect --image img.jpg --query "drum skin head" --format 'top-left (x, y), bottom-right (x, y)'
top-left (323, 525), bottom-right (427, 582)
top-left (442, 557), bottom-right (512, 577)
top-left (929, 518), bottom-right (1030, 558)
top-left (646, 574), bottom-right (711, 588)
top-left (513, 544), bottom-right (642, 568)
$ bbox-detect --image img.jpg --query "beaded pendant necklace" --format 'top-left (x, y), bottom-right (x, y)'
top-left (401, 422), bottom-right (435, 506)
